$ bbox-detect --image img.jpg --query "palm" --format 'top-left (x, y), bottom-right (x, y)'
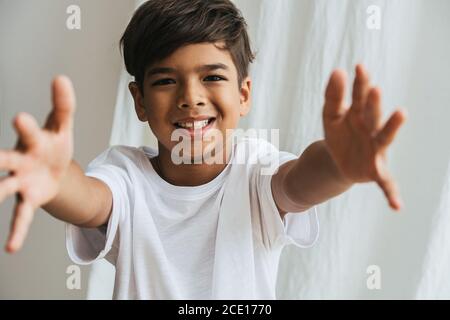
top-left (323, 64), bottom-right (406, 210)
top-left (0, 76), bottom-right (76, 252)
top-left (325, 98), bottom-right (383, 183)
top-left (14, 124), bottom-right (73, 207)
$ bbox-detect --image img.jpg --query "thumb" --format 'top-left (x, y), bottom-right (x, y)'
top-left (374, 157), bottom-right (403, 211)
top-left (46, 75), bottom-right (76, 132)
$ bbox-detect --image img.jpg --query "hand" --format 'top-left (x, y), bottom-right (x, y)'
top-left (322, 64), bottom-right (407, 211)
top-left (0, 76), bottom-right (76, 253)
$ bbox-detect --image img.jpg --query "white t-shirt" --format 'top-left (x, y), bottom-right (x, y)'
top-left (65, 135), bottom-right (319, 299)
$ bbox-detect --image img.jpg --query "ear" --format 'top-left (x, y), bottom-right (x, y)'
top-left (129, 82), bottom-right (147, 122)
top-left (239, 76), bottom-right (252, 117)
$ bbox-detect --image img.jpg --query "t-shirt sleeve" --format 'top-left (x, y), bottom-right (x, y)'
top-left (65, 146), bottom-right (131, 266)
top-left (254, 149), bottom-right (320, 250)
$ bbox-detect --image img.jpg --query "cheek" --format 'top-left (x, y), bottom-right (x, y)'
top-left (214, 90), bottom-right (241, 114)
top-left (144, 96), bottom-right (168, 118)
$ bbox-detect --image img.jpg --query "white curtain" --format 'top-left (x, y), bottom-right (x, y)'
top-left (415, 162), bottom-right (450, 298)
top-left (87, 0), bottom-right (450, 299)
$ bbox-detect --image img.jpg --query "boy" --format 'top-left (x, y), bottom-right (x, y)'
top-left (0, 0), bottom-right (406, 299)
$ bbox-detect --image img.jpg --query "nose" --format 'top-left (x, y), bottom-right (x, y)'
top-left (176, 80), bottom-right (206, 109)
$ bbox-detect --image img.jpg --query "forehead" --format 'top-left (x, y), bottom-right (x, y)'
top-left (145, 42), bottom-right (236, 78)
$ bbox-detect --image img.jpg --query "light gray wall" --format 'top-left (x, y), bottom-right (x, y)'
top-left (0, 0), bottom-right (134, 299)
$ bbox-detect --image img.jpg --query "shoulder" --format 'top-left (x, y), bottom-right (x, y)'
top-left (233, 134), bottom-right (298, 184)
top-left (233, 135), bottom-right (279, 162)
top-left (234, 135), bottom-right (287, 175)
top-left (85, 145), bottom-right (157, 190)
top-left (87, 145), bottom-right (154, 171)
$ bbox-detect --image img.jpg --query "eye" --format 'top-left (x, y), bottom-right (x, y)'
top-left (152, 75), bottom-right (226, 86)
top-left (152, 79), bottom-right (175, 86)
top-left (204, 75), bottom-right (226, 82)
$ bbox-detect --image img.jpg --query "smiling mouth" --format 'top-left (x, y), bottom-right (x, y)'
top-left (173, 117), bottom-right (216, 129)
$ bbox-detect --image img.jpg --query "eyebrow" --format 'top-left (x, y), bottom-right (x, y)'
top-left (145, 63), bottom-right (230, 78)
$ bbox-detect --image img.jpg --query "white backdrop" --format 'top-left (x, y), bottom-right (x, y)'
top-left (87, 0), bottom-right (450, 299)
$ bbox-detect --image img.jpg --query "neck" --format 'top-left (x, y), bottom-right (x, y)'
top-left (151, 140), bottom-right (233, 186)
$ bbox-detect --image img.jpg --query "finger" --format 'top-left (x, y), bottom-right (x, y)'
top-left (323, 69), bottom-right (348, 122)
top-left (0, 176), bottom-right (20, 203)
top-left (375, 167), bottom-right (403, 211)
top-left (46, 75), bottom-right (76, 132)
top-left (364, 86), bottom-right (382, 134)
top-left (0, 150), bottom-right (25, 171)
top-left (12, 112), bottom-right (42, 149)
top-left (5, 199), bottom-right (35, 253)
top-left (350, 64), bottom-right (371, 114)
top-left (375, 108), bottom-right (407, 151)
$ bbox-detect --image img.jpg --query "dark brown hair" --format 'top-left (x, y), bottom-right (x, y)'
top-left (120, 0), bottom-right (256, 94)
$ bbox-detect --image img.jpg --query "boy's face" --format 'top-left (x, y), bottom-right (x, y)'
top-left (129, 41), bottom-right (251, 163)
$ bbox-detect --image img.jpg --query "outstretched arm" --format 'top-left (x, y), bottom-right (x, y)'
top-left (0, 76), bottom-right (112, 253)
top-left (271, 64), bottom-right (407, 218)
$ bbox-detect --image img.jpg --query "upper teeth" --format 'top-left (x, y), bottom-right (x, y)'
top-left (177, 119), bottom-right (210, 129)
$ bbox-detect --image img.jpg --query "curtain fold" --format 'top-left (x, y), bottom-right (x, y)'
top-left (415, 162), bottom-right (450, 299)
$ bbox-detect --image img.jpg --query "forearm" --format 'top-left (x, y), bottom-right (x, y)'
top-left (42, 160), bottom-right (112, 227)
top-left (282, 140), bottom-right (354, 210)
